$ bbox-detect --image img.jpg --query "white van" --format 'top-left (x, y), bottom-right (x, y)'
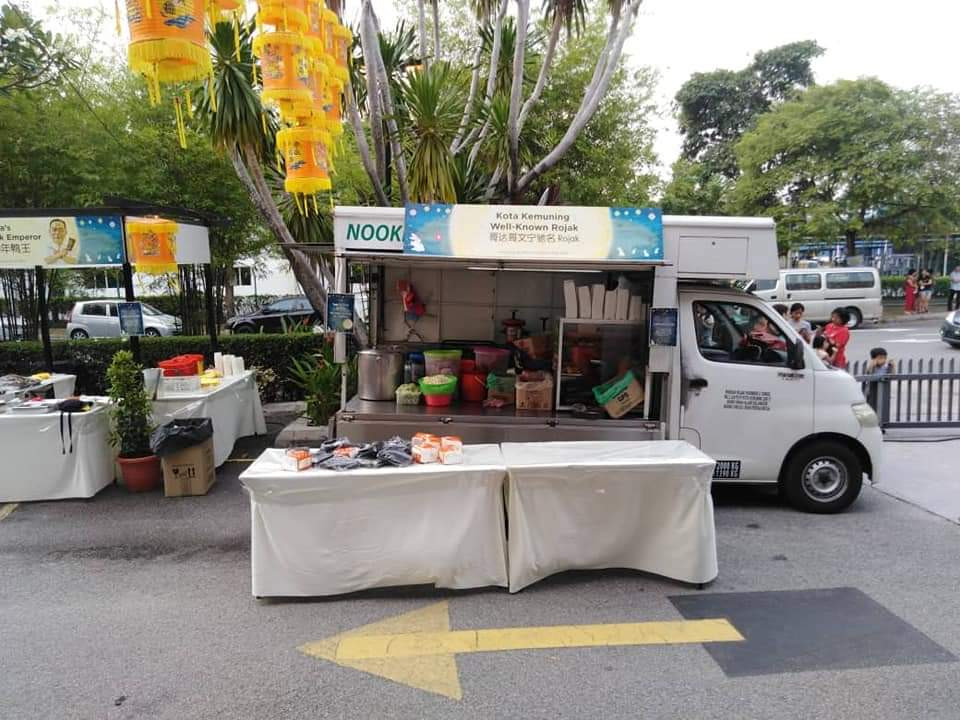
top-left (748, 267), bottom-right (882, 328)
top-left (333, 209), bottom-right (883, 514)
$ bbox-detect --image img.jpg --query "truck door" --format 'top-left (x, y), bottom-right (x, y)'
top-left (679, 294), bottom-right (814, 482)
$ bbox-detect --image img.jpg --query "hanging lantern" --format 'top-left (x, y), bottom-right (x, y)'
top-left (277, 126), bottom-right (332, 213)
top-left (125, 218), bottom-right (178, 274)
top-left (320, 7), bottom-right (338, 67)
top-left (253, 32), bottom-right (316, 118)
top-left (305, 0), bottom-right (325, 45)
top-left (285, 54), bottom-right (330, 127)
top-left (257, 0), bottom-right (309, 32)
top-left (331, 22), bottom-right (351, 83)
top-left (126, 0), bottom-right (212, 102)
top-left (323, 78), bottom-right (343, 140)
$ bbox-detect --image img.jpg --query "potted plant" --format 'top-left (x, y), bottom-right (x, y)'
top-left (107, 350), bottom-right (161, 492)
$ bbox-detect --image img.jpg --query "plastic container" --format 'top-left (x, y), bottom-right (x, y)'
top-left (409, 352), bottom-right (426, 382)
top-left (395, 383), bottom-right (422, 405)
top-left (157, 355), bottom-right (203, 377)
top-left (424, 349), bottom-right (462, 377)
top-left (461, 372), bottom-right (486, 402)
top-left (486, 373), bottom-right (516, 405)
top-left (419, 375), bottom-right (458, 407)
top-left (473, 346), bottom-right (511, 373)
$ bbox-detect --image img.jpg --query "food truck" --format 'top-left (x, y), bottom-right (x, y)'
top-left (331, 205), bottom-right (882, 513)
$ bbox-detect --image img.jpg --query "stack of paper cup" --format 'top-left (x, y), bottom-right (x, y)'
top-left (222, 354), bottom-right (235, 376)
top-left (229, 355), bottom-right (243, 376)
top-left (235, 356), bottom-right (245, 374)
top-left (213, 352), bottom-right (224, 375)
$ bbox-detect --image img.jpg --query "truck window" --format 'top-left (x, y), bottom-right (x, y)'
top-left (693, 301), bottom-right (788, 366)
top-left (785, 273), bottom-right (821, 291)
top-left (825, 271), bottom-right (875, 289)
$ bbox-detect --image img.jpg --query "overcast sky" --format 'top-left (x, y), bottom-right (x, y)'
top-left (35, 0), bottom-right (960, 175)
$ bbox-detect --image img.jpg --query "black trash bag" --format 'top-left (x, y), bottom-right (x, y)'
top-left (150, 418), bottom-right (214, 457)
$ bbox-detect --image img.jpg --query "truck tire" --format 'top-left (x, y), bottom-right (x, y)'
top-left (845, 307), bottom-right (862, 329)
top-left (782, 440), bottom-right (863, 513)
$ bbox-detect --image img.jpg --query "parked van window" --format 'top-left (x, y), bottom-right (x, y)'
top-left (83, 303), bottom-right (107, 316)
top-left (825, 271), bottom-right (875, 289)
top-left (693, 301), bottom-right (788, 366)
top-left (753, 279), bottom-right (777, 291)
top-left (785, 273), bottom-right (822, 291)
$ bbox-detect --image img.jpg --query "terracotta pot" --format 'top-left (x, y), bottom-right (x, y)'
top-left (117, 454), bottom-right (162, 492)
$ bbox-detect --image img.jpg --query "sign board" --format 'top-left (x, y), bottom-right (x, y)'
top-left (333, 207), bottom-right (404, 252)
top-left (117, 302), bottom-right (144, 336)
top-left (649, 308), bottom-right (678, 346)
top-left (0, 215), bottom-right (125, 268)
top-left (402, 204), bottom-right (663, 262)
top-left (174, 223), bottom-right (211, 264)
top-left (326, 293), bottom-right (355, 332)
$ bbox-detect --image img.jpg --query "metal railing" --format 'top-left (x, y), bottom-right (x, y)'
top-left (853, 358), bottom-right (960, 428)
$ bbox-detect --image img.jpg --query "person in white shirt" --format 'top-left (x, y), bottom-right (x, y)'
top-left (949, 265), bottom-right (960, 312)
top-left (789, 302), bottom-right (813, 342)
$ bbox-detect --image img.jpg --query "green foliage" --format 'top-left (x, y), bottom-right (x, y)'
top-left (675, 40), bottom-right (823, 180)
top-left (0, 2), bottom-right (77, 95)
top-left (660, 158), bottom-right (731, 215)
top-left (0, 333), bottom-right (327, 400)
top-left (106, 350), bottom-right (153, 458)
top-left (289, 345), bottom-right (344, 427)
top-left (880, 275), bottom-right (951, 298)
top-left (528, 17), bottom-right (658, 205)
top-left (733, 79), bottom-right (960, 251)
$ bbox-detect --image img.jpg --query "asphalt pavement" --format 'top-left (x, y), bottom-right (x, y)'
top-left (2, 427), bottom-right (959, 719)
top-left (848, 315), bottom-right (957, 368)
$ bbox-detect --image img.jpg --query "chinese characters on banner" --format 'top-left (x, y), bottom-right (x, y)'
top-left (0, 216), bottom-right (125, 268)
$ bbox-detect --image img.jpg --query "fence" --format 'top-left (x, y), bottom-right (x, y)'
top-left (853, 358), bottom-right (960, 428)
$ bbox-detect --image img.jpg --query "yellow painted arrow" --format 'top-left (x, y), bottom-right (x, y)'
top-left (298, 601), bottom-right (743, 700)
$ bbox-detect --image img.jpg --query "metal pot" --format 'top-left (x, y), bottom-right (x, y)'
top-left (357, 349), bottom-right (404, 401)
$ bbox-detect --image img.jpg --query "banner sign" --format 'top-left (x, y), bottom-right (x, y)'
top-left (326, 293), bottom-right (355, 332)
top-left (334, 206), bottom-right (405, 252)
top-left (118, 302), bottom-right (145, 336)
top-left (402, 204), bottom-right (663, 262)
top-left (649, 308), bottom-right (679, 346)
top-left (0, 215), bottom-right (125, 268)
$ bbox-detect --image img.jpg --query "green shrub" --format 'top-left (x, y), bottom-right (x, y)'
top-left (880, 276), bottom-right (950, 298)
top-left (0, 333), bottom-right (328, 399)
top-left (106, 350), bottom-right (154, 458)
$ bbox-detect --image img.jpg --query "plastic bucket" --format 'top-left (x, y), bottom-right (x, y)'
top-left (473, 347), bottom-right (511, 373)
top-left (461, 372), bottom-right (486, 402)
top-left (424, 392), bottom-right (453, 407)
top-left (424, 349), bottom-right (462, 376)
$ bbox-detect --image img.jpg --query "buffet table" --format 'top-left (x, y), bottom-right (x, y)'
top-left (239, 445), bottom-right (509, 597)
top-left (0, 404), bottom-right (115, 502)
top-left (152, 371), bottom-right (266, 467)
top-left (501, 440), bottom-right (718, 591)
top-left (0, 373), bottom-right (76, 401)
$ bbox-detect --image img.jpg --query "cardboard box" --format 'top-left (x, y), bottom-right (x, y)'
top-left (516, 374), bottom-right (554, 411)
top-left (162, 438), bottom-right (216, 497)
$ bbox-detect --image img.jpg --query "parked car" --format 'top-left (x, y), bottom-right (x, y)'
top-left (941, 311), bottom-right (960, 348)
top-left (66, 300), bottom-right (180, 339)
top-left (748, 267), bottom-right (882, 329)
top-left (225, 295), bottom-right (320, 334)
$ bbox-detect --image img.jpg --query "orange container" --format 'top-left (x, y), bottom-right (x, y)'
top-left (461, 372), bottom-right (486, 402)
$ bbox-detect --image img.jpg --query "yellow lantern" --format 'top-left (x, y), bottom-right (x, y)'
top-left (126, 0), bottom-right (212, 102)
top-left (331, 23), bottom-right (351, 83)
top-left (305, 0), bottom-right (325, 45)
top-left (285, 54), bottom-right (330, 126)
top-left (322, 78), bottom-right (343, 140)
top-left (253, 32), bottom-right (317, 118)
top-left (125, 218), bottom-right (178, 274)
top-left (320, 8), bottom-right (337, 66)
top-left (257, 0), bottom-right (309, 32)
top-left (276, 126), bottom-right (332, 213)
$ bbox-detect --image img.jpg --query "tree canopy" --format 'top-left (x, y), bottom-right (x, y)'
top-left (732, 78), bottom-right (960, 253)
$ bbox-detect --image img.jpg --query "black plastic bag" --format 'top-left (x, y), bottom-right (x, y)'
top-left (150, 418), bottom-right (214, 457)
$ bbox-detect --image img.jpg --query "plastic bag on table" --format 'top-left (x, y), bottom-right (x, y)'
top-left (150, 418), bottom-right (214, 457)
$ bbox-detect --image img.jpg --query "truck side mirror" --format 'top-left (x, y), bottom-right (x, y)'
top-left (787, 339), bottom-right (805, 370)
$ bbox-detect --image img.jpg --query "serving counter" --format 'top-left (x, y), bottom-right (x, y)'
top-left (337, 397), bottom-right (664, 444)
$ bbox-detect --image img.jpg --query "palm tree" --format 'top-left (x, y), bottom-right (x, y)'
top-left (197, 21), bottom-right (335, 325)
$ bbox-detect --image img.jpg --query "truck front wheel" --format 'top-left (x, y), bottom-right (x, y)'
top-left (782, 440), bottom-right (863, 513)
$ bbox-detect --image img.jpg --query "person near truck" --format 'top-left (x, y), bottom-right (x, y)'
top-left (949, 265), bottom-right (960, 312)
top-left (788, 302), bottom-right (813, 342)
top-left (821, 308), bottom-right (851, 370)
top-left (903, 269), bottom-right (918, 314)
top-left (864, 347), bottom-right (894, 423)
top-left (917, 269), bottom-right (934, 313)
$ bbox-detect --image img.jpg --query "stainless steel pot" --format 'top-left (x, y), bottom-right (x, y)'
top-left (357, 349), bottom-right (404, 400)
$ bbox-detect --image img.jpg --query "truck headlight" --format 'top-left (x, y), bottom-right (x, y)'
top-left (852, 402), bottom-right (879, 428)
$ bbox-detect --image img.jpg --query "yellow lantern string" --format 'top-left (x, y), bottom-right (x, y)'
top-left (328, 191), bottom-right (334, 213)
top-left (293, 192), bottom-right (303, 215)
top-left (184, 89), bottom-right (194, 119)
top-left (174, 97), bottom-right (187, 148)
top-left (312, 194), bottom-right (319, 214)
top-left (233, 11), bottom-right (241, 60)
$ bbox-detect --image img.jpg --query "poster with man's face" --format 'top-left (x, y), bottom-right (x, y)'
top-left (0, 215), bottom-right (124, 268)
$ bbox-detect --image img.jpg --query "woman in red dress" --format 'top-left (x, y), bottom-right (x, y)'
top-left (903, 269), bottom-right (918, 314)
top-left (822, 307), bottom-right (851, 370)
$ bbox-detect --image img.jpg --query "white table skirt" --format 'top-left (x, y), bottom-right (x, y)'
top-left (0, 404), bottom-right (115, 502)
top-left (501, 441), bottom-right (718, 591)
top-left (152, 371), bottom-right (266, 467)
top-left (239, 445), bottom-right (509, 597)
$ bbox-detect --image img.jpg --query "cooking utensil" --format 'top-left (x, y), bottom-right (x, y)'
top-left (357, 349), bottom-right (404, 401)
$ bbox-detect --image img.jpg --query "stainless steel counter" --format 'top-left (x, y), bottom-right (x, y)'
top-left (337, 397), bottom-right (663, 443)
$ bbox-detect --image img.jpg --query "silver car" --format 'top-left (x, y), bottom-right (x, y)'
top-left (66, 300), bottom-right (181, 339)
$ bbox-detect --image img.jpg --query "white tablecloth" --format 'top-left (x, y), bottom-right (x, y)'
top-left (152, 371), bottom-right (266, 467)
top-left (239, 445), bottom-right (509, 597)
top-left (1, 373), bottom-right (76, 401)
top-left (0, 404), bottom-right (115, 502)
top-left (501, 441), bottom-right (718, 591)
